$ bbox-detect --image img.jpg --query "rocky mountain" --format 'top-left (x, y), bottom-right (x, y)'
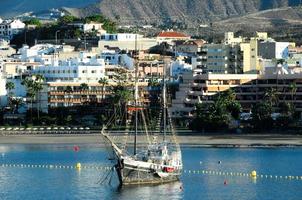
top-left (213, 6), bottom-right (302, 32)
top-left (64, 0), bottom-right (302, 25)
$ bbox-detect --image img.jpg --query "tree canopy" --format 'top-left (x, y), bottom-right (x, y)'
top-left (24, 19), bottom-right (42, 27)
top-left (190, 89), bottom-right (242, 131)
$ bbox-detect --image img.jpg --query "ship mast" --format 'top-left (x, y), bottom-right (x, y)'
top-left (163, 59), bottom-right (167, 142)
top-left (134, 34), bottom-right (138, 155)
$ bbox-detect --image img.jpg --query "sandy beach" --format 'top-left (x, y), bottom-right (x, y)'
top-left (0, 134), bottom-right (301, 147)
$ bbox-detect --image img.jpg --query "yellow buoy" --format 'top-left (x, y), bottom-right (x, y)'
top-left (76, 163), bottom-right (82, 170)
top-left (251, 170), bottom-right (257, 178)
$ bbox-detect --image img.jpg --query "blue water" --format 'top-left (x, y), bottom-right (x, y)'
top-left (0, 145), bottom-right (301, 200)
top-left (0, 0), bottom-right (99, 17)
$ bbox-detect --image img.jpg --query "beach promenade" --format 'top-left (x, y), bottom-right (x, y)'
top-left (0, 133), bottom-right (301, 147)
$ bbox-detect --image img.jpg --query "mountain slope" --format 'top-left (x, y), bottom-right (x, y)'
top-left (214, 6), bottom-right (302, 31)
top-left (65, 0), bottom-right (302, 25)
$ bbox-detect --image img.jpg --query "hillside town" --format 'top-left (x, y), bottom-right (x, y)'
top-left (0, 15), bottom-right (302, 133)
top-left (1, 1), bottom-right (302, 199)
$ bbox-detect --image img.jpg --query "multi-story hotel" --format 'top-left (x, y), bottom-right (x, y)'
top-left (196, 43), bottom-right (243, 74)
top-left (46, 81), bottom-right (151, 108)
top-left (0, 19), bottom-right (25, 40)
top-left (171, 67), bottom-right (302, 118)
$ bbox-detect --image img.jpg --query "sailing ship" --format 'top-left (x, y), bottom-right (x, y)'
top-left (101, 58), bottom-right (183, 186)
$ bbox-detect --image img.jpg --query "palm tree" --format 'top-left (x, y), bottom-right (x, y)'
top-left (34, 74), bottom-right (45, 121)
top-left (10, 97), bottom-right (24, 114)
top-left (279, 102), bottom-right (295, 117)
top-left (80, 83), bottom-right (89, 103)
top-left (22, 78), bottom-right (36, 123)
top-left (251, 102), bottom-right (273, 130)
top-left (221, 89), bottom-right (236, 102)
top-left (80, 83), bottom-right (89, 91)
top-left (33, 82), bottom-right (43, 120)
top-left (5, 81), bottom-right (15, 111)
top-left (148, 78), bottom-right (160, 87)
top-left (65, 86), bottom-right (73, 93)
top-left (264, 88), bottom-right (279, 109)
top-left (65, 86), bottom-right (73, 107)
top-left (113, 85), bottom-right (133, 124)
top-left (289, 83), bottom-right (297, 102)
top-left (5, 81), bottom-right (15, 97)
top-left (98, 77), bottom-right (108, 101)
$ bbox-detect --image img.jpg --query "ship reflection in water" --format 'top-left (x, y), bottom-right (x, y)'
top-left (114, 182), bottom-right (183, 199)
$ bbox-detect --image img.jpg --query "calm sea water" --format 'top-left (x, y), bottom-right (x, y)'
top-left (0, 145), bottom-right (301, 200)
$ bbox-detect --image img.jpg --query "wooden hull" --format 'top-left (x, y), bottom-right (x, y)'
top-left (115, 159), bottom-right (181, 186)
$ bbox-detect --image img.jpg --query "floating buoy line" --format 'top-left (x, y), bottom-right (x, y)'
top-left (0, 163), bottom-right (301, 181)
top-left (0, 163), bottom-right (113, 171)
top-left (183, 169), bottom-right (302, 181)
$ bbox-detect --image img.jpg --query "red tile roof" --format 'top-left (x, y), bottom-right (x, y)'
top-left (157, 31), bottom-right (189, 38)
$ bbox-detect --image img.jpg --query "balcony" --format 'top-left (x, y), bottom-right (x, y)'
top-left (49, 91), bottom-right (111, 96)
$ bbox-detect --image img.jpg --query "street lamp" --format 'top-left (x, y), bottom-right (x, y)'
top-left (55, 30), bottom-right (60, 45)
top-left (24, 27), bottom-right (28, 45)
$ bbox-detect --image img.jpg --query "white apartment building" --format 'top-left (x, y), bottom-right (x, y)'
top-left (100, 50), bottom-right (134, 69)
top-left (17, 44), bottom-right (77, 66)
top-left (68, 22), bottom-right (106, 34)
top-left (157, 31), bottom-right (191, 44)
top-left (98, 33), bottom-right (157, 51)
top-left (0, 70), bottom-right (28, 112)
top-left (0, 19), bottom-right (25, 39)
top-left (224, 32), bottom-right (244, 46)
top-left (0, 58), bottom-right (41, 77)
top-left (100, 50), bottom-right (121, 66)
top-left (83, 22), bottom-right (106, 34)
top-left (34, 65), bottom-right (105, 83)
top-left (171, 57), bottom-right (192, 77)
top-left (0, 39), bottom-right (15, 58)
top-left (258, 41), bottom-right (290, 59)
top-left (33, 53), bottom-right (106, 83)
top-left (197, 43), bottom-right (243, 74)
top-left (100, 33), bottom-right (142, 41)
